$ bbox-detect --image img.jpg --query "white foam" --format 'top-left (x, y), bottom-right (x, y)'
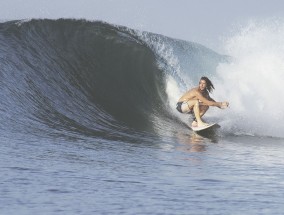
top-left (165, 76), bottom-right (182, 108)
top-left (214, 19), bottom-right (284, 137)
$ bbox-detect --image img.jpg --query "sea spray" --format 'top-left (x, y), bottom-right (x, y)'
top-left (214, 19), bottom-right (284, 137)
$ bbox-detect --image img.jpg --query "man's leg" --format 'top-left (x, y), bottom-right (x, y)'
top-left (199, 105), bottom-right (209, 117)
top-left (193, 105), bottom-right (209, 121)
top-left (182, 100), bottom-right (208, 127)
top-left (192, 101), bottom-right (209, 127)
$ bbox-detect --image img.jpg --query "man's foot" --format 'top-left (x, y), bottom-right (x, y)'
top-left (191, 120), bottom-right (198, 127)
top-left (197, 122), bottom-right (209, 127)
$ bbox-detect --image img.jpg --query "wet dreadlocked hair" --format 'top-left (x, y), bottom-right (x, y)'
top-left (200, 76), bottom-right (215, 93)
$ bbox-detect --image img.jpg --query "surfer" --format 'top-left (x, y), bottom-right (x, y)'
top-left (176, 76), bottom-right (229, 127)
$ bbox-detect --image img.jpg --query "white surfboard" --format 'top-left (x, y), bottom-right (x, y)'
top-left (191, 123), bottom-right (218, 132)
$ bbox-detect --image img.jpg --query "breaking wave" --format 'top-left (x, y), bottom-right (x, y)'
top-left (1, 18), bottom-right (281, 140)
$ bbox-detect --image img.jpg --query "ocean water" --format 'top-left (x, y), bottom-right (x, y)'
top-left (1, 19), bottom-right (284, 215)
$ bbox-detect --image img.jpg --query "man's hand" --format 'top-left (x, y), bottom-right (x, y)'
top-left (220, 102), bottom-right (229, 109)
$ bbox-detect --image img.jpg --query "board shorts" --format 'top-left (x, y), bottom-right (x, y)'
top-left (176, 101), bottom-right (194, 114)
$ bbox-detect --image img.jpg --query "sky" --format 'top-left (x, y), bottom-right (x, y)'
top-left (1, 0), bottom-right (284, 52)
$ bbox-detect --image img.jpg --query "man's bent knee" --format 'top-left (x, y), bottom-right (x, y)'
top-left (194, 100), bottom-right (199, 106)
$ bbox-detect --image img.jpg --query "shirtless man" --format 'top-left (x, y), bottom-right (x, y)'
top-left (176, 76), bottom-right (229, 127)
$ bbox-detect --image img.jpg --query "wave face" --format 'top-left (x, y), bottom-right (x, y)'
top-left (0, 19), bottom-right (238, 141)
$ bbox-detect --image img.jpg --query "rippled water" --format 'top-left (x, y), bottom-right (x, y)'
top-left (1, 133), bottom-right (284, 215)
